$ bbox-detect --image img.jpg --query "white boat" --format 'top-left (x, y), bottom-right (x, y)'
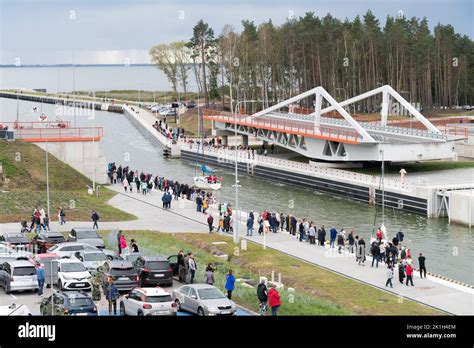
top-left (193, 176), bottom-right (222, 190)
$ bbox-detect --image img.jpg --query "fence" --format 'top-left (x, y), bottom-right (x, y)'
top-left (15, 126), bottom-right (103, 142)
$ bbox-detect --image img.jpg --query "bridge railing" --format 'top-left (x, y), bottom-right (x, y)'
top-left (1, 121), bottom-right (71, 129)
top-left (182, 141), bottom-right (413, 192)
top-left (15, 126), bottom-right (103, 142)
top-left (203, 110), bottom-right (360, 144)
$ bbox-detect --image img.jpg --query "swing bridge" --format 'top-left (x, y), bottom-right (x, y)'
top-left (204, 85), bottom-right (466, 162)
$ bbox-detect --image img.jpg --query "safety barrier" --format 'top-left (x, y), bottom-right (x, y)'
top-left (15, 126), bottom-right (103, 142)
top-left (1, 121), bottom-right (71, 129)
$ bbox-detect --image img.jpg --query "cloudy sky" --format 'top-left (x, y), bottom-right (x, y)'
top-left (0, 0), bottom-right (472, 65)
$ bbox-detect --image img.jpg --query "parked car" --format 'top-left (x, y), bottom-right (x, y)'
top-left (161, 108), bottom-right (177, 117)
top-left (100, 260), bottom-right (139, 291)
top-left (120, 252), bottom-right (142, 264)
top-left (0, 303), bottom-right (32, 316)
top-left (132, 256), bottom-right (173, 287)
top-left (68, 228), bottom-right (105, 249)
top-left (172, 284), bottom-right (237, 316)
top-left (119, 287), bottom-right (177, 316)
top-left (53, 258), bottom-right (92, 291)
top-left (0, 233), bottom-right (31, 249)
top-left (0, 260), bottom-right (38, 294)
top-left (47, 242), bottom-right (115, 260)
top-left (0, 243), bottom-right (30, 262)
top-left (31, 230), bottom-right (65, 253)
top-left (40, 291), bottom-right (97, 316)
top-left (186, 100), bottom-right (196, 108)
top-left (73, 250), bottom-right (108, 274)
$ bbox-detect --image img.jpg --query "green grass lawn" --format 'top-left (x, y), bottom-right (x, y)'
top-left (351, 160), bottom-right (474, 176)
top-left (101, 230), bottom-right (442, 316)
top-left (0, 141), bottom-right (136, 222)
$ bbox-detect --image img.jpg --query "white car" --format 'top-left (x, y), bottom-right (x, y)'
top-left (0, 304), bottom-right (32, 316)
top-left (54, 259), bottom-right (92, 291)
top-left (119, 287), bottom-right (177, 316)
top-left (47, 242), bottom-right (116, 260)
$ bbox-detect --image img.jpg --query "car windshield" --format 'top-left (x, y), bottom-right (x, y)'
top-left (197, 288), bottom-right (226, 300)
top-left (8, 237), bottom-right (27, 243)
top-left (68, 297), bottom-right (93, 307)
top-left (84, 253), bottom-right (107, 262)
top-left (110, 267), bottom-right (135, 276)
top-left (45, 235), bottom-right (65, 243)
top-left (61, 263), bottom-right (86, 272)
top-left (76, 231), bottom-right (100, 239)
top-left (145, 295), bottom-right (172, 303)
top-left (13, 266), bottom-right (36, 276)
top-left (146, 261), bottom-right (169, 270)
top-left (126, 254), bottom-right (141, 263)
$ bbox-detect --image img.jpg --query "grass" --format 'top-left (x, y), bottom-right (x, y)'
top-left (0, 141), bottom-right (136, 222)
top-left (351, 160), bottom-right (474, 176)
top-left (100, 230), bottom-right (442, 316)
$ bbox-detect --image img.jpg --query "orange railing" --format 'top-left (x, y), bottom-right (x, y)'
top-left (1, 121), bottom-right (71, 129)
top-left (15, 127), bottom-right (103, 142)
top-left (203, 109), bottom-right (360, 144)
top-left (444, 125), bottom-right (469, 138)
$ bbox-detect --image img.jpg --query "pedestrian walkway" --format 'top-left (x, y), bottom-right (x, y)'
top-left (243, 232), bottom-right (474, 315)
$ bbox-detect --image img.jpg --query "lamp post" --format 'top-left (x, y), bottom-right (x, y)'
top-left (232, 99), bottom-right (261, 244)
top-left (39, 106), bottom-right (51, 219)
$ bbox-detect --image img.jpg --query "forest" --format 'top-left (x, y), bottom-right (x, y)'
top-left (150, 10), bottom-right (474, 112)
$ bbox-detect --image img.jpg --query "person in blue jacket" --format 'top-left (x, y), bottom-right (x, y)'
top-left (330, 227), bottom-right (338, 248)
top-left (36, 262), bottom-right (45, 296)
top-left (225, 270), bottom-right (236, 300)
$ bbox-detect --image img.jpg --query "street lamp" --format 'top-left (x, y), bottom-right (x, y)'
top-left (232, 99), bottom-right (261, 244)
top-left (39, 105), bottom-right (51, 219)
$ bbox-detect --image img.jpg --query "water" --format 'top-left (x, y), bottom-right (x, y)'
top-left (0, 65), bottom-right (197, 93)
top-left (1, 97), bottom-right (473, 285)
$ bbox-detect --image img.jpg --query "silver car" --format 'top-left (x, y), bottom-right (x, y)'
top-left (68, 229), bottom-right (105, 249)
top-left (0, 260), bottom-right (38, 294)
top-left (47, 242), bottom-right (116, 260)
top-left (73, 250), bottom-right (108, 273)
top-left (172, 284), bottom-right (237, 316)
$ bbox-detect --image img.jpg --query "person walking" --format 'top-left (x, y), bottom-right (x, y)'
top-left (122, 178), bottom-right (129, 192)
top-left (36, 262), bottom-right (45, 296)
top-left (130, 239), bottom-right (139, 253)
top-left (58, 207), bottom-right (66, 225)
top-left (418, 253), bottom-right (427, 279)
top-left (309, 224), bottom-right (316, 245)
top-left (246, 215), bottom-right (254, 236)
top-left (371, 242), bottom-right (380, 268)
top-left (356, 237), bottom-right (366, 265)
top-left (330, 227), bottom-right (337, 248)
top-left (117, 230), bottom-right (122, 255)
top-left (204, 264), bottom-right (215, 285)
top-left (225, 270), bottom-right (236, 299)
top-left (188, 254), bottom-right (196, 284)
top-left (268, 286), bottom-right (281, 316)
top-left (318, 226), bottom-right (326, 247)
top-left (337, 232), bottom-right (345, 253)
top-left (398, 260), bottom-right (406, 284)
top-left (91, 210), bottom-right (100, 229)
top-left (105, 279), bottom-right (119, 315)
top-left (42, 214), bottom-right (50, 231)
top-left (385, 265), bottom-right (394, 288)
top-left (348, 231), bottom-right (355, 253)
top-left (405, 261), bottom-right (415, 286)
top-left (177, 250), bottom-right (186, 282)
top-left (207, 214), bottom-right (214, 233)
top-left (257, 279), bottom-right (268, 316)
top-left (119, 234), bottom-right (127, 257)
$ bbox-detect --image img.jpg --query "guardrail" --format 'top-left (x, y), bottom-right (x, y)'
top-left (1, 121), bottom-right (71, 129)
top-left (444, 125), bottom-right (469, 138)
top-left (203, 110), bottom-right (360, 144)
top-left (181, 140), bottom-right (413, 192)
top-left (15, 126), bottom-right (103, 142)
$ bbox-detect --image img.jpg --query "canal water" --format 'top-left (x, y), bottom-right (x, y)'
top-left (1, 97), bottom-right (473, 284)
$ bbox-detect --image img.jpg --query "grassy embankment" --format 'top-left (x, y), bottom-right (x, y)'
top-left (100, 230), bottom-right (443, 316)
top-left (0, 141), bottom-right (136, 223)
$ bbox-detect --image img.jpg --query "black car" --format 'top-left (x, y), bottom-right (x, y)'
top-left (100, 260), bottom-right (139, 291)
top-left (32, 231), bottom-right (65, 253)
top-left (0, 233), bottom-right (31, 250)
top-left (40, 291), bottom-right (98, 316)
top-left (133, 256), bottom-right (173, 287)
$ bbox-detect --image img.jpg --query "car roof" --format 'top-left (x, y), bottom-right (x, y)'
top-left (34, 253), bottom-right (59, 259)
top-left (55, 242), bottom-right (91, 247)
top-left (57, 258), bottom-right (82, 264)
top-left (107, 260), bottom-right (133, 268)
top-left (4, 260), bottom-right (35, 267)
top-left (58, 291), bottom-right (90, 299)
top-left (183, 283), bottom-right (217, 290)
top-left (72, 228), bottom-right (98, 233)
top-left (4, 233), bottom-right (24, 238)
top-left (140, 255), bottom-right (168, 262)
top-left (81, 249), bottom-right (104, 255)
top-left (40, 230), bottom-right (63, 236)
top-left (134, 287), bottom-right (170, 296)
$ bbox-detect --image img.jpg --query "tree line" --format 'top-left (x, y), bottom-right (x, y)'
top-left (150, 10), bottom-right (474, 112)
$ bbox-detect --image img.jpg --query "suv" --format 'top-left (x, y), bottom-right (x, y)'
top-left (32, 231), bottom-right (65, 253)
top-left (68, 229), bottom-right (105, 249)
top-left (53, 259), bottom-right (92, 291)
top-left (100, 260), bottom-right (139, 291)
top-left (0, 260), bottom-right (38, 294)
top-left (133, 256), bottom-right (173, 287)
top-left (40, 291), bottom-right (97, 316)
top-left (120, 287), bottom-right (177, 316)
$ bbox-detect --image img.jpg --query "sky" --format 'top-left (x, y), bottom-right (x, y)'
top-left (0, 0), bottom-right (472, 65)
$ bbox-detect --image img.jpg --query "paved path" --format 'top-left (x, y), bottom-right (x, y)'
top-left (1, 184), bottom-right (472, 315)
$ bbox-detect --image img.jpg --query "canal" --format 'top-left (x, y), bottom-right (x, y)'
top-left (1, 97), bottom-right (473, 284)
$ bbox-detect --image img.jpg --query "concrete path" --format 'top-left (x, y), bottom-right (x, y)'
top-left (1, 184), bottom-right (472, 315)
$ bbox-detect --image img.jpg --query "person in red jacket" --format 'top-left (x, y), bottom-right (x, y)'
top-left (268, 286), bottom-right (281, 316)
top-left (405, 262), bottom-right (414, 286)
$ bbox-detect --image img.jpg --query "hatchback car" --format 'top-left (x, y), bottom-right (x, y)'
top-left (31, 230), bottom-right (65, 253)
top-left (133, 256), bottom-right (173, 287)
top-left (120, 287), bottom-right (176, 316)
top-left (0, 260), bottom-right (38, 294)
top-left (74, 250), bottom-right (108, 274)
top-left (100, 260), bottom-right (139, 291)
top-left (40, 291), bottom-right (97, 316)
top-left (68, 228), bottom-right (105, 249)
top-left (172, 284), bottom-right (236, 316)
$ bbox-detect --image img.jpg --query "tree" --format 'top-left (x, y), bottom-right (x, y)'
top-left (149, 44), bottom-right (178, 96)
top-left (187, 20), bottom-right (217, 107)
top-left (171, 41), bottom-right (191, 100)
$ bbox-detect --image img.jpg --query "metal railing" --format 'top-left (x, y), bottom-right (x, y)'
top-left (1, 121), bottom-right (71, 129)
top-left (15, 126), bottom-right (103, 142)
